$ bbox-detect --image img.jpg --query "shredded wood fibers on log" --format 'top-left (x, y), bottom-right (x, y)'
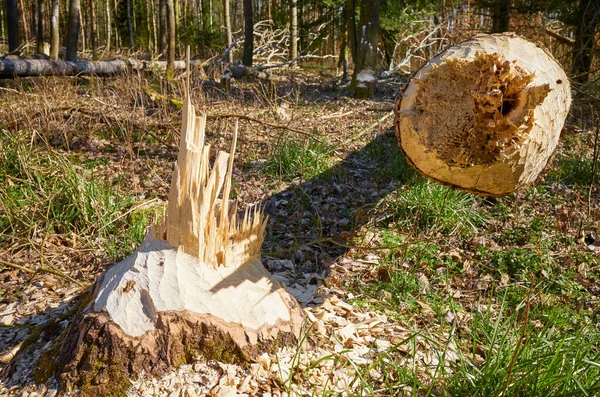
top-left (395, 33), bottom-right (571, 196)
top-left (413, 52), bottom-right (548, 167)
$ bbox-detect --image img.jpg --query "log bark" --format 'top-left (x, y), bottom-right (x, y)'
top-left (0, 58), bottom-right (194, 77)
top-left (224, 62), bottom-right (289, 82)
top-left (394, 33), bottom-right (571, 197)
top-left (53, 70), bottom-right (304, 395)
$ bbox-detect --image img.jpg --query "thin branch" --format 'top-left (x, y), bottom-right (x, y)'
top-left (0, 257), bottom-right (87, 287)
top-left (207, 113), bottom-right (315, 138)
top-left (331, 111), bottom-right (394, 151)
top-left (0, 258), bottom-right (35, 274)
top-left (265, 235), bottom-right (435, 256)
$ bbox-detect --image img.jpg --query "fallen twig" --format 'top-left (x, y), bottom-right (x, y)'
top-left (207, 113), bottom-right (315, 138)
top-left (331, 111), bottom-right (394, 151)
top-left (320, 110), bottom-right (354, 120)
top-left (0, 257), bottom-right (88, 287)
top-left (266, 235), bottom-right (436, 256)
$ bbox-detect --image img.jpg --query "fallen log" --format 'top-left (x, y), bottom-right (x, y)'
top-left (0, 58), bottom-right (193, 77)
top-left (394, 33), bottom-right (571, 197)
top-left (48, 73), bottom-right (304, 395)
top-left (223, 62), bottom-right (290, 82)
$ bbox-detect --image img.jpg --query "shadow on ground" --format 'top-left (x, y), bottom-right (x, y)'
top-left (212, 128), bottom-right (416, 292)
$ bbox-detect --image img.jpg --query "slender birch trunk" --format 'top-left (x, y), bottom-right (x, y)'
top-left (224, 0), bottom-right (233, 62)
top-left (289, 0), bottom-right (298, 66)
top-left (50, 0), bottom-right (59, 58)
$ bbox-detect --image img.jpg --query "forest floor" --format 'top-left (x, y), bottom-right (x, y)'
top-left (0, 68), bottom-right (599, 396)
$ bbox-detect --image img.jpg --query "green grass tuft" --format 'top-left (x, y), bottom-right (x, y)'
top-left (264, 136), bottom-right (332, 180)
top-left (389, 180), bottom-right (486, 236)
top-left (0, 130), bottom-right (161, 261)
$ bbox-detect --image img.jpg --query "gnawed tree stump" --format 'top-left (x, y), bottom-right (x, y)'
top-left (394, 33), bottom-right (571, 196)
top-left (53, 77), bottom-right (304, 395)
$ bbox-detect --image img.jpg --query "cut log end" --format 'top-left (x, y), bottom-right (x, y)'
top-left (395, 33), bottom-right (571, 196)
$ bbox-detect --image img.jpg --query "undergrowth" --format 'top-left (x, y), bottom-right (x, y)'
top-left (389, 179), bottom-right (486, 236)
top-left (0, 130), bottom-right (159, 261)
top-left (264, 136), bottom-right (332, 180)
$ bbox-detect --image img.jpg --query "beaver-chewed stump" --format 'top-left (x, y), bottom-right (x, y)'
top-left (55, 80), bottom-right (304, 395)
top-left (394, 33), bottom-right (571, 197)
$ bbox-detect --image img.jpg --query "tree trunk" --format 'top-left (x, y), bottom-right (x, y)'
top-left (350, 0), bottom-right (379, 98)
top-left (112, 0), bottom-right (120, 49)
top-left (395, 33), bottom-right (571, 197)
top-left (31, 0), bottom-right (37, 42)
top-left (0, 6), bottom-right (5, 50)
top-left (491, 0), bottom-right (510, 33)
top-left (80, 2), bottom-right (86, 53)
top-left (242, 0), bottom-right (253, 66)
top-left (50, 0), bottom-right (59, 59)
top-left (18, 0), bottom-right (29, 46)
top-left (65, 0), bottom-right (81, 61)
top-left (89, 0), bottom-right (97, 59)
top-left (338, 4), bottom-right (348, 82)
top-left (36, 0), bottom-right (44, 54)
top-left (150, 0), bottom-right (157, 52)
top-left (7, 0), bottom-right (20, 53)
top-left (223, 0), bottom-right (233, 62)
top-left (165, 0), bottom-right (176, 76)
top-left (346, 0), bottom-right (356, 66)
top-left (53, 78), bottom-right (303, 397)
top-left (126, 0), bottom-right (135, 48)
top-left (289, 0), bottom-right (298, 66)
top-left (105, 0), bottom-right (111, 52)
top-left (159, 0), bottom-right (167, 57)
top-left (571, 0), bottom-right (600, 84)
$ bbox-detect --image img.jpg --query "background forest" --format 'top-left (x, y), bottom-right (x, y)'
top-left (1, 0), bottom-right (600, 396)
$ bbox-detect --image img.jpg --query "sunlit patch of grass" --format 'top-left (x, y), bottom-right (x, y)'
top-left (264, 136), bottom-right (332, 180)
top-left (444, 292), bottom-right (600, 396)
top-left (389, 180), bottom-right (486, 236)
top-left (0, 130), bottom-right (161, 262)
top-left (325, 283), bottom-right (600, 396)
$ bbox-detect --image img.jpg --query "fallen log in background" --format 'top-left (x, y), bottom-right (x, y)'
top-left (395, 33), bottom-right (571, 197)
top-left (224, 62), bottom-right (290, 82)
top-left (0, 58), bottom-right (193, 77)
